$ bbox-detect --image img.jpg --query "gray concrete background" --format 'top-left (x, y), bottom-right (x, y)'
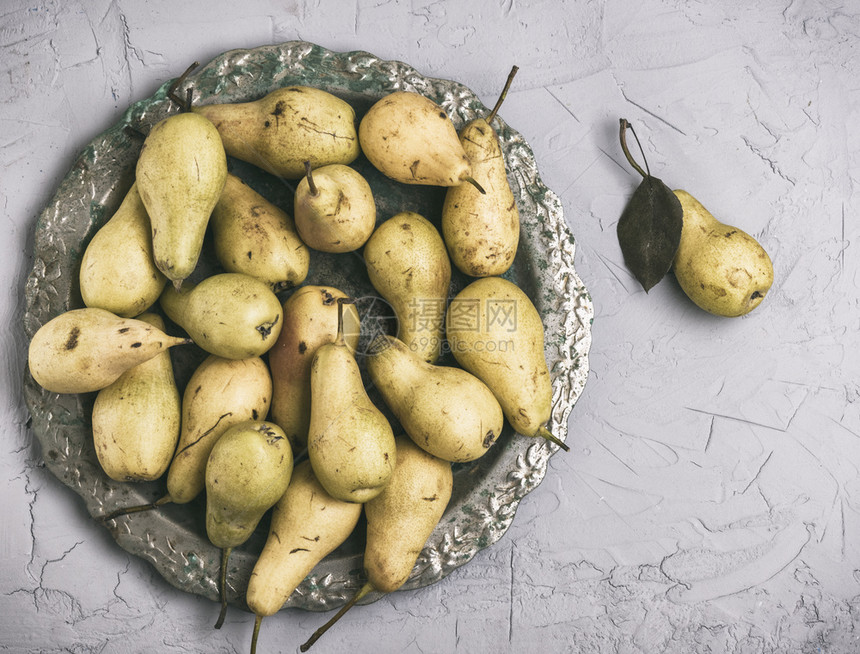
top-left (2, 1), bottom-right (859, 652)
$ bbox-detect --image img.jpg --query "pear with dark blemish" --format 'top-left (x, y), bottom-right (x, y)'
top-left (205, 420), bottom-right (293, 628)
top-left (293, 162), bottom-right (376, 253)
top-left (300, 437), bottom-right (452, 652)
top-left (366, 334), bottom-right (503, 462)
top-left (92, 313), bottom-right (180, 482)
top-left (445, 277), bottom-right (569, 452)
top-left (210, 172), bottom-right (309, 292)
top-left (358, 91), bottom-right (475, 188)
top-left (160, 272), bottom-right (283, 359)
top-left (269, 286), bottom-right (360, 452)
top-left (28, 307), bottom-right (190, 394)
top-left (166, 355), bottom-right (272, 505)
top-left (363, 212), bottom-right (451, 363)
top-left (671, 190), bottom-right (773, 317)
top-left (193, 86), bottom-right (360, 179)
top-left (79, 182), bottom-right (167, 318)
top-left (136, 112), bottom-right (227, 289)
top-left (307, 299), bottom-right (396, 503)
top-left (442, 66), bottom-right (520, 277)
top-left (99, 354), bottom-right (272, 522)
top-left (246, 460), bottom-right (362, 654)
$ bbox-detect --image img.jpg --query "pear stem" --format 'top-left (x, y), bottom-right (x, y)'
top-left (486, 65), bottom-right (519, 125)
top-left (167, 61), bottom-right (199, 112)
top-left (300, 582), bottom-right (374, 652)
top-left (250, 614), bottom-right (263, 654)
top-left (304, 160), bottom-right (319, 196)
top-left (537, 425), bottom-right (570, 452)
top-left (335, 297), bottom-right (354, 347)
top-left (214, 546), bottom-right (233, 629)
top-left (618, 118), bottom-right (650, 179)
top-left (463, 176), bottom-right (486, 195)
top-left (99, 494), bottom-right (172, 523)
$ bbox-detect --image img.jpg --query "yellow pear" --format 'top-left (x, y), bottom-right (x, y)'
top-left (205, 420), bottom-right (293, 628)
top-left (293, 163), bottom-right (376, 253)
top-left (159, 272), bottom-right (283, 359)
top-left (28, 307), bottom-right (189, 394)
top-left (210, 173), bottom-right (310, 292)
top-left (193, 86), bottom-right (360, 179)
top-left (79, 183), bottom-right (167, 317)
top-left (246, 460), bottom-right (363, 654)
top-left (445, 277), bottom-right (568, 451)
top-left (441, 69), bottom-right (520, 276)
top-left (98, 355), bottom-right (272, 522)
top-left (363, 212), bottom-right (451, 363)
top-left (358, 91), bottom-right (472, 187)
top-left (366, 335), bottom-right (503, 462)
top-left (91, 313), bottom-right (180, 482)
top-left (136, 111), bottom-right (227, 288)
top-left (672, 190), bottom-right (774, 317)
top-left (307, 300), bottom-right (395, 503)
top-left (268, 286), bottom-right (360, 452)
top-left (300, 436), bottom-right (452, 652)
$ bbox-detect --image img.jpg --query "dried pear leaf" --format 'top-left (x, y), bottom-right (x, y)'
top-left (616, 175), bottom-right (683, 292)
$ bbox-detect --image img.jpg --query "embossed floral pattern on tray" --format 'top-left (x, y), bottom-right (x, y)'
top-left (23, 42), bottom-right (593, 612)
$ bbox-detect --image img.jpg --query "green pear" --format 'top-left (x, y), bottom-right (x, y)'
top-left (441, 69), bottom-right (520, 277)
top-left (445, 277), bottom-right (568, 451)
top-left (91, 313), bottom-right (180, 482)
top-left (672, 190), bottom-right (774, 317)
top-left (300, 436), bottom-right (452, 652)
top-left (268, 286), bottom-right (360, 452)
top-left (366, 335), bottom-right (503, 462)
top-left (136, 111), bottom-right (227, 288)
top-left (79, 183), bottom-right (167, 318)
top-left (28, 307), bottom-right (190, 394)
top-left (307, 300), bottom-right (396, 503)
top-left (205, 419), bottom-right (294, 628)
top-left (160, 272), bottom-right (283, 359)
top-left (363, 212), bottom-right (451, 363)
top-left (293, 162), bottom-right (376, 253)
top-left (167, 355), bottom-right (272, 504)
top-left (246, 460), bottom-right (363, 654)
top-left (358, 91), bottom-right (473, 187)
top-left (210, 173), bottom-right (310, 292)
top-left (193, 86), bottom-right (360, 179)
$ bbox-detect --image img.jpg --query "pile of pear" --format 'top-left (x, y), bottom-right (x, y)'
top-left (26, 67), bottom-right (566, 653)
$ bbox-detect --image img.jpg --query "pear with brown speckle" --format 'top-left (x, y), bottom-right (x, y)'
top-left (211, 173), bottom-right (309, 292)
top-left (358, 91), bottom-right (473, 187)
top-left (206, 419), bottom-right (294, 628)
top-left (268, 286), bottom-right (360, 452)
top-left (193, 86), bottom-right (360, 179)
top-left (672, 190), bottom-right (773, 317)
top-left (92, 313), bottom-right (180, 482)
top-left (28, 307), bottom-right (190, 394)
top-left (79, 183), bottom-right (167, 318)
top-left (136, 112), bottom-right (227, 288)
top-left (293, 162), bottom-right (376, 253)
top-left (299, 436), bottom-right (452, 652)
top-left (366, 334), bottom-right (503, 462)
top-left (160, 272), bottom-right (283, 359)
top-left (246, 460), bottom-right (362, 654)
top-left (307, 299), bottom-right (395, 503)
top-left (363, 212), bottom-right (451, 363)
top-left (442, 66), bottom-right (520, 277)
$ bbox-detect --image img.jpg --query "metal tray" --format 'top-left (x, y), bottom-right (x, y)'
top-left (22, 41), bottom-right (593, 612)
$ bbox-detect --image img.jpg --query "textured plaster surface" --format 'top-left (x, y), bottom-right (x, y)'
top-left (2, 1), bottom-right (859, 653)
